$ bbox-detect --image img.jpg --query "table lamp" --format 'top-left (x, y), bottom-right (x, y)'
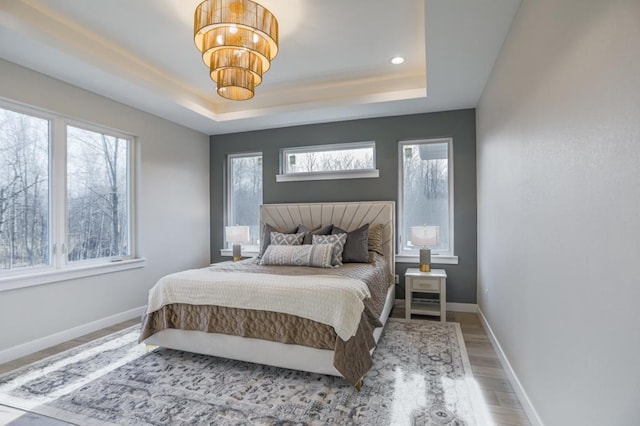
top-left (225, 225), bottom-right (250, 262)
top-left (410, 225), bottom-right (440, 272)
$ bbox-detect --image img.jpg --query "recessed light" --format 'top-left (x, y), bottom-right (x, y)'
top-left (390, 56), bottom-right (405, 65)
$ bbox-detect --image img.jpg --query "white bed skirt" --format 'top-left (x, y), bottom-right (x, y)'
top-left (144, 284), bottom-right (395, 378)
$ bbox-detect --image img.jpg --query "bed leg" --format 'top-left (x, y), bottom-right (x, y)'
top-left (145, 344), bottom-right (157, 353)
top-left (355, 379), bottom-right (363, 391)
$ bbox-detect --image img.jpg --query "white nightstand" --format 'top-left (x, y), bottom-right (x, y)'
top-left (405, 268), bottom-right (447, 322)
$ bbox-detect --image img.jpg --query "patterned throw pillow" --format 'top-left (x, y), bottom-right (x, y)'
top-left (313, 233), bottom-right (347, 266)
top-left (270, 231), bottom-right (304, 246)
top-left (259, 244), bottom-right (333, 268)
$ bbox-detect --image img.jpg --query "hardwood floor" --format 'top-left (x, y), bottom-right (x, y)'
top-left (0, 309), bottom-right (532, 426)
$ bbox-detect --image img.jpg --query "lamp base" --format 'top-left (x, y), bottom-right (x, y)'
top-left (419, 263), bottom-right (431, 272)
top-left (419, 247), bottom-right (431, 272)
top-left (232, 244), bottom-right (241, 262)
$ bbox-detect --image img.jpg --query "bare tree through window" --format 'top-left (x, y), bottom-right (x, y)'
top-left (0, 108), bottom-right (49, 270)
top-left (67, 126), bottom-right (129, 261)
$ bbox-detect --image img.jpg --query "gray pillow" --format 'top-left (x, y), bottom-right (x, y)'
top-left (332, 223), bottom-right (370, 263)
top-left (313, 233), bottom-right (347, 266)
top-left (299, 224), bottom-right (333, 244)
top-left (270, 231), bottom-right (304, 246)
top-left (259, 224), bottom-right (298, 257)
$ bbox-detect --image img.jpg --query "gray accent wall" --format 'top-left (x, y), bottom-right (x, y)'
top-left (210, 109), bottom-right (477, 303)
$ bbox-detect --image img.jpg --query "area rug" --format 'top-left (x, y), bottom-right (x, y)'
top-left (0, 319), bottom-right (483, 425)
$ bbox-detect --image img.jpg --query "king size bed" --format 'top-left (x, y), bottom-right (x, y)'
top-left (140, 201), bottom-right (395, 387)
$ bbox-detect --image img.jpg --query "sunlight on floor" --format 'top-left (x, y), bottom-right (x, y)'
top-left (0, 331), bottom-right (145, 412)
top-left (389, 366), bottom-right (427, 425)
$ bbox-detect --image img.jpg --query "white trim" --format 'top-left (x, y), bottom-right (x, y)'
top-left (446, 302), bottom-right (477, 312)
top-left (477, 307), bottom-right (544, 426)
top-left (395, 254), bottom-right (459, 264)
top-left (220, 248), bottom-right (258, 258)
top-left (0, 305), bottom-right (145, 364)
top-left (276, 169), bottom-right (379, 182)
top-left (0, 258), bottom-right (146, 292)
top-left (397, 137), bottom-right (455, 257)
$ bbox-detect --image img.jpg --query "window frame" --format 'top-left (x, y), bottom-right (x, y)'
top-left (224, 151), bottom-right (263, 254)
top-left (397, 138), bottom-right (458, 264)
top-left (0, 99), bottom-right (143, 292)
top-left (276, 141), bottom-right (379, 182)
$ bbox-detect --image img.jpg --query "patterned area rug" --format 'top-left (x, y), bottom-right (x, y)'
top-left (0, 319), bottom-right (483, 425)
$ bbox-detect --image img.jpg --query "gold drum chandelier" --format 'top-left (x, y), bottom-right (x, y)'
top-left (194, 0), bottom-right (278, 101)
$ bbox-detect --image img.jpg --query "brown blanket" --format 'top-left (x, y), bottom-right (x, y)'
top-left (140, 253), bottom-right (390, 384)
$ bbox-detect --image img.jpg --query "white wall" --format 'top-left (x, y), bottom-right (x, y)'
top-left (477, 1), bottom-right (640, 425)
top-left (0, 59), bottom-right (210, 354)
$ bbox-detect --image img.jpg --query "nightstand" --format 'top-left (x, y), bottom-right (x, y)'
top-left (405, 268), bottom-right (447, 322)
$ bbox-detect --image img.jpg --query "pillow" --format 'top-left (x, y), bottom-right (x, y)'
top-left (367, 224), bottom-right (384, 256)
top-left (259, 244), bottom-right (334, 268)
top-left (259, 224), bottom-right (298, 257)
top-left (270, 231), bottom-right (304, 246)
top-left (313, 233), bottom-right (347, 266)
top-left (299, 224), bottom-right (333, 244)
top-left (332, 223), bottom-right (370, 263)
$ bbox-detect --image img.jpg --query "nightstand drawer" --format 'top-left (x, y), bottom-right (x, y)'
top-left (411, 277), bottom-right (440, 291)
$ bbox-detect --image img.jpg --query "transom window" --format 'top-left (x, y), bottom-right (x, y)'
top-left (398, 138), bottom-right (454, 256)
top-left (277, 141), bottom-right (379, 182)
top-left (0, 100), bottom-right (136, 284)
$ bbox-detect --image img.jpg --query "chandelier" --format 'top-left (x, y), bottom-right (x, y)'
top-left (194, 0), bottom-right (279, 101)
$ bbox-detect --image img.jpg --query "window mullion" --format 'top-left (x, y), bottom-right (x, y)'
top-left (50, 119), bottom-right (68, 269)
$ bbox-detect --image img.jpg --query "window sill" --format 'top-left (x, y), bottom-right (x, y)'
top-left (276, 169), bottom-right (379, 183)
top-left (395, 254), bottom-right (459, 265)
top-left (0, 258), bottom-right (147, 292)
top-left (220, 249), bottom-right (259, 258)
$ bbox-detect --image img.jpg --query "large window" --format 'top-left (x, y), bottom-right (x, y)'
top-left (276, 141), bottom-right (379, 182)
top-left (398, 138), bottom-right (454, 256)
top-left (0, 101), bottom-right (136, 286)
top-left (227, 153), bottom-right (262, 250)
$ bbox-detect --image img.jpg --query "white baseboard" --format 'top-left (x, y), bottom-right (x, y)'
top-left (477, 307), bottom-right (544, 426)
top-left (395, 299), bottom-right (478, 314)
top-left (0, 305), bottom-right (145, 364)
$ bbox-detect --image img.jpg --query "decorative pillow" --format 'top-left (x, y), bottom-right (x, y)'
top-left (367, 224), bottom-right (384, 256)
top-left (300, 224), bottom-right (333, 244)
top-left (259, 224), bottom-right (298, 257)
top-left (332, 223), bottom-right (370, 263)
top-left (259, 244), bottom-right (334, 268)
top-left (270, 231), bottom-right (304, 246)
top-left (313, 233), bottom-right (347, 266)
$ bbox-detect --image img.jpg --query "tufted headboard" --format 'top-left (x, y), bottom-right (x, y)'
top-left (260, 201), bottom-right (395, 282)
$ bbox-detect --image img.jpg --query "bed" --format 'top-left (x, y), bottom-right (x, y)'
top-left (141, 201), bottom-right (395, 386)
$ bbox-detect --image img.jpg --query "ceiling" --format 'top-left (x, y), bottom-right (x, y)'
top-left (0, 0), bottom-right (522, 135)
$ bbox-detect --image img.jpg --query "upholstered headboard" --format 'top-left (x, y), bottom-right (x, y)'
top-left (260, 201), bottom-right (395, 282)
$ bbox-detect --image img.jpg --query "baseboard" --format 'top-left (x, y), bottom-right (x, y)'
top-left (0, 305), bottom-right (145, 364)
top-left (477, 307), bottom-right (544, 426)
top-left (395, 299), bottom-right (477, 313)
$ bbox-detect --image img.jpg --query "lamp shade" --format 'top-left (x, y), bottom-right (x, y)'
top-left (225, 225), bottom-right (250, 244)
top-left (410, 225), bottom-right (440, 248)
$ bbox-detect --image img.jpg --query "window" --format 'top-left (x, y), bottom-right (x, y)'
top-left (67, 125), bottom-right (130, 261)
top-left (398, 138), bottom-right (454, 257)
top-left (276, 141), bottom-right (379, 182)
top-left (0, 100), bottom-right (138, 288)
top-left (0, 107), bottom-right (50, 271)
top-left (227, 153), bottom-right (262, 250)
